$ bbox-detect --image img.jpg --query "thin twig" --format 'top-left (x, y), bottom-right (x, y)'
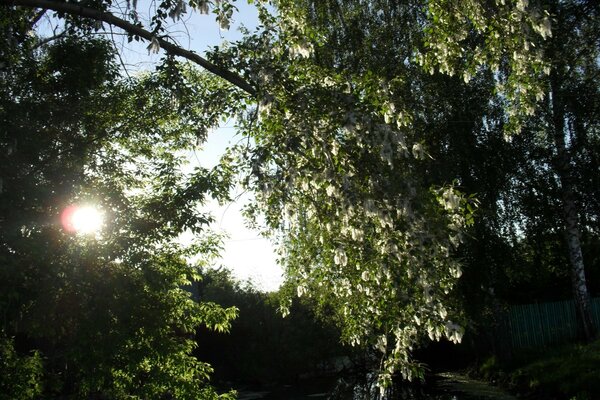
top-left (1, 0), bottom-right (256, 96)
top-left (109, 23), bottom-right (132, 80)
top-left (32, 29), bottom-right (66, 48)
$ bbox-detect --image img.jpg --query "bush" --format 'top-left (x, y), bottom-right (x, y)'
top-left (0, 334), bottom-right (43, 400)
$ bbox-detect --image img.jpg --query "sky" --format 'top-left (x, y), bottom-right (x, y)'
top-left (39, 2), bottom-right (283, 291)
top-left (163, 3), bottom-right (283, 291)
top-left (106, 1), bottom-right (263, 69)
top-left (183, 124), bottom-right (283, 292)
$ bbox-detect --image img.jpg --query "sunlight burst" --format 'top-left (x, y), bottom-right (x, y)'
top-left (62, 205), bottom-right (104, 235)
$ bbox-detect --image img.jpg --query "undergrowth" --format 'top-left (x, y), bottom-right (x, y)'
top-left (476, 338), bottom-right (600, 399)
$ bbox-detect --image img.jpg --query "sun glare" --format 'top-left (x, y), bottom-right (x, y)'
top-left (62, 205), bottom-right (104, 235)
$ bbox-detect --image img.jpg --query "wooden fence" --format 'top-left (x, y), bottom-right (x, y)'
top-left (505, 297), bottom-right (600, 349)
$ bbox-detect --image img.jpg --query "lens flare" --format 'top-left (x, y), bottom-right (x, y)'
top-left (61, 205), bottom-right (104, 234)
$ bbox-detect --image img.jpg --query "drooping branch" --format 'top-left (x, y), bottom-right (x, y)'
top-left (1, 0), bottom-right (257, 96)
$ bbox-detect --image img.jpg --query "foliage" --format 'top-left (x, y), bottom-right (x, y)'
top-left (411, 0), bottom-right (600, 344)
top-left (224, 0), bottom-right (598, 384)
top-left (194, 268), bottom-right (347, 385)
top-left (420, 0), bottom-right (552, 133)
top-left (477, 339), bottom-right (600, 399)
top-left (0, 11), bottom-right (239, 399)
top-left (0, 334), bottom-right (43, 400)
top-left (212, 0), bottom-right (484, 387)
top-left (4, 0), bottom-right (599, 392)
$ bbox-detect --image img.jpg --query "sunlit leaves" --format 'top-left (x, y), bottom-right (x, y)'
top-left (3, 0), bottom-right (572, 392)
top-left (198, 302), bottom-right (239, 333)
top-left (419, 0), bottom-right (552, 134)
top-left (228, 32), bottom-right (477, 387)
top-left (210, 0), bottom-right (491, 387)
top-left (0, 334), bottom-right (43, 400)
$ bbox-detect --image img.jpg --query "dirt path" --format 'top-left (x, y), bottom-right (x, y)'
top-left (435, 372), bottom-right (517, 400)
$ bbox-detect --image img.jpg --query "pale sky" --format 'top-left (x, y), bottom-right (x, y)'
top-left (142, 3), bottom-right (283, 291)
top-left (185, 124), bottom-right (283, 292)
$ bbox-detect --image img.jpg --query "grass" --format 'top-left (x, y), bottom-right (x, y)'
top-left (476, 338), bottom-right (600, 400)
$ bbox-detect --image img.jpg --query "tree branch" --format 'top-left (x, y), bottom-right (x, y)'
top-left (32, 29), bottom-right (66, 49)
top-left (1, 0), bottom-right (257, 96)
top-left (29, 8), bottom-right (45, 26)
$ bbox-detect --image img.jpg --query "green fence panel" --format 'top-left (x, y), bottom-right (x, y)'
top-left (591, 298), bottom-right (600, 329)
top-left (506, 298), bottom-right (596, 350)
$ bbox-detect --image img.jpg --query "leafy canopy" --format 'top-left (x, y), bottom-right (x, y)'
top-left (0, 10), bottom-right (239, 399)
top-left (1, 0), bottom-right (563, 391)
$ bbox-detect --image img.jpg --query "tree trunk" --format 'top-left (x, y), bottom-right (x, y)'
top-left (550, 78), bottom-right (596, 341)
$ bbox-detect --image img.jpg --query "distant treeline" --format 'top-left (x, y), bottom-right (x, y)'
top-left (192, 268), bottom-right (351, 386)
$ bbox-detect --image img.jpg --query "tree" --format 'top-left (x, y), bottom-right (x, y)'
top-left (544, 0), bottom-right (598, 340)
top-left (194, 268), bottom-right (346, 385)
top-left (226, 1), bottom-right (479, 386)
top-left (224, 0), bottom-right (597, 384)
top-left (0, 11), bottom-right (238, 398)
top-left (407, 0), bottom-right (600, 343)
top-left (505, 0), bottom-right (599, 339)
top-left (2, 0), bottom-right (589, 391)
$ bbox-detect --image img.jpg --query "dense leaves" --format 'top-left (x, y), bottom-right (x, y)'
top-left (0, 11), bottom-right (239, 399)
top-left (194, 268), bottom-right (347, 385)
top-left (202, 0), bottom-right (480, 386)
top-left (224, 0), bottom-right (597, 385)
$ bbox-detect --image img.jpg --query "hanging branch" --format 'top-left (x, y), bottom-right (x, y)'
top-left (1, 0), bottom-right (257, 96)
